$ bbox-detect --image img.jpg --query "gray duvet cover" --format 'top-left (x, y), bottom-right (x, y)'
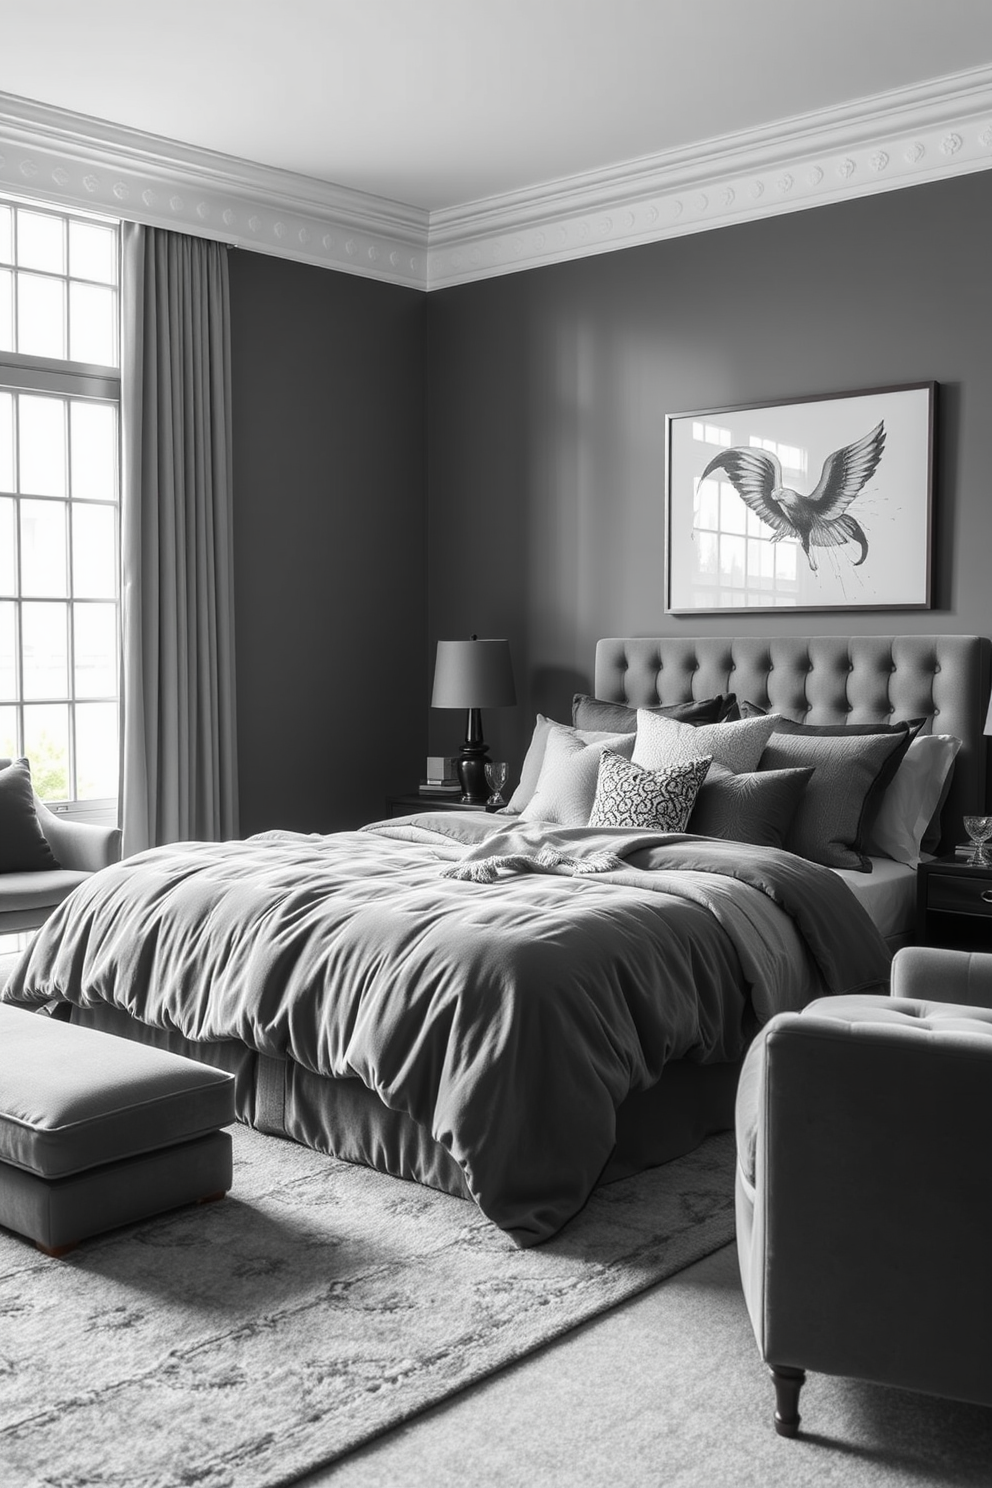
top-left (2, 813), bottom-right (891, 1245)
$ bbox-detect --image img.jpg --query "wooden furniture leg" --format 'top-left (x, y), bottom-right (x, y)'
top-left (770, 1365), bottom-right (806, 1437)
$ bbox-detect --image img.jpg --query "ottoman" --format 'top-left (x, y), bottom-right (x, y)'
top-left (0, 1003), bottom-right (236, 1256)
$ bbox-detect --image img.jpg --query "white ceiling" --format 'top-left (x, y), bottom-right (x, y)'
top-left (3, 0), bottom-right (992, 212)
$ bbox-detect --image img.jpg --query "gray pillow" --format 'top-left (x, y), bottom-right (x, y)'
top-left (589, 750), bottom-right (711, 832)
top-left (503, 717), bottom-right (635, 815)
top-left (760, 727), bottom-right (914, 871)
top-left (0, 759), bottom-right (60, 872)
top-left (741, 700), bottom-right (925, 733)
top-left (572, 693), bottom-right (738, 733)
top-left (519, 728), bottom-right (636, 827)
top-left (632, 709), bottom-right (779, 777)
top-left (688, 767), bottom-right (814, 850)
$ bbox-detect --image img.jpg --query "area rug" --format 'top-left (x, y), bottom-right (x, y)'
top-left (0, 1125), bottom-right (737, 1488)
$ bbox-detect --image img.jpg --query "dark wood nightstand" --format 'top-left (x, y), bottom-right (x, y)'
top-left (916, 853), bottom-right (992, 950)
top-left (386, 793), bottom-right (498, 818)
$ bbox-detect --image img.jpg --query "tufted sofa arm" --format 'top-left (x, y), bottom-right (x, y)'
top-left (890, 944), bottom-right (992, 1010)
top-left (736, 991), bottom-right (992, 1429)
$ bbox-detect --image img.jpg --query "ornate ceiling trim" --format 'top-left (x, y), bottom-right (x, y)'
top-left (427, 64), bottom-right (992, 289)
top-left (2, 66), bottom-right (991, 295)
top-left (0, 93), bottom-right (429, 290)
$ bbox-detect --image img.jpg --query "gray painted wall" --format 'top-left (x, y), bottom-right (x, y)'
top-left (230, 250), bottom-right (427, 833)
top-left (425, 172), bottom-right (992, 784)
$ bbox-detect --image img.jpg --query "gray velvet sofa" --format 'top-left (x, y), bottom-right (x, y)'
top-left (736, 944), bottom-right (992, 1435)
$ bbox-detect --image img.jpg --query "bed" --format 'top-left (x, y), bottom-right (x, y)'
top-left (2, 634), bottom-right (987, 1247)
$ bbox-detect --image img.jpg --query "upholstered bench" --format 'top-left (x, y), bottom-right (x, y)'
top-left (0, 1003), bottom-right (236, 1256)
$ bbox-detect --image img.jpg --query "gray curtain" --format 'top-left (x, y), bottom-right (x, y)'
top-left (120, 223), bottom-right (239, 855)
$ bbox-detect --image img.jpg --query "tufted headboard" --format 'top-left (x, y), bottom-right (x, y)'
top-left (594, 635), bottom-right (989, 854)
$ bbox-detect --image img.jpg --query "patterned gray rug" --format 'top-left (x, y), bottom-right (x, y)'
top-left (0, 1125), bottom-right (736, 1488)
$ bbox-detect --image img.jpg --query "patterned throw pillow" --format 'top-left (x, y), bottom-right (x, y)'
top-left (588, 749), bottom-right (712, 831)
top-left (631, 708), bottom-right (779, 777)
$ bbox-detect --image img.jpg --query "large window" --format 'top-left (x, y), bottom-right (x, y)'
top-left (0, 198), bottom-right (120, 816)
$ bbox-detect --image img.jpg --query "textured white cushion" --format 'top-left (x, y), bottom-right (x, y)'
top-left (519, 728), bottom-right (635, 826)
top-left (589, 750), bottom-right (711, 831)
top-left (867, 734), bottom-right (962, 866)
top-left (503, 716), bottom-right (636, 815)
top-left (632, 710), bottom-right (778, 777)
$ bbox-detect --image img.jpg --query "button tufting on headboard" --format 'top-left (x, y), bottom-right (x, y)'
top-left (594, 635), bottom-right (989, 853)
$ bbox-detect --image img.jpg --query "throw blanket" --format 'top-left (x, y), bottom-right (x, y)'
top-left (439, 822), bottom-right (668, 881)
top-left (2, 817), bottom-right (891, 1245)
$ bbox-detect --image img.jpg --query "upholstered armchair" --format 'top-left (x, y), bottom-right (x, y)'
top-left (735, 944), bottom-right (992, 1436)
top-left (0, 759), bottom-right (122, 934)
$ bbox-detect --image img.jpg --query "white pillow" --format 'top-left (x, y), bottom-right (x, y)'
top-left (866, 734), bottom-right (962, 866)
top-left (588, 750), bottom-right (712, 831)
top-left (519, 728), bottom-right (635, 826)
top-left (632, 709), bottom-right (778, 777)
top-left (503, 716), bottom-right (634, 814)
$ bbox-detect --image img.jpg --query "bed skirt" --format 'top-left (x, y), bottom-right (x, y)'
top-left (71, 1005), bottom-right (741, 1204)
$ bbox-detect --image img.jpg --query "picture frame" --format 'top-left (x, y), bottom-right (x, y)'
top-left (665, 382), bottom-right (935, 614)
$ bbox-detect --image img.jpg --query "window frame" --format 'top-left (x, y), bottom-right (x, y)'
top-left (0, 196), bottom-right (121, 821)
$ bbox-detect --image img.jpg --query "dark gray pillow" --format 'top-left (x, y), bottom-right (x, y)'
top-left (573, 693), bottom-right (738, 733)
top-left (741, 699), bottom-right (925, 747)
top-left (759, 727), bottom-right (914, 871)
top-left (0, 759), bottom-right (60, 871)
top-left (688, 767), bottom-right (814, 850)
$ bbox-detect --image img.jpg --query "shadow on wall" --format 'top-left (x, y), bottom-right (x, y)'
top-left (530, 665), bottom-right (591, 731)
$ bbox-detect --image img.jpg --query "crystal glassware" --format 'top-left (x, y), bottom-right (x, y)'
top-left (963, 815), bottom-right (992, 864)
top-left (485, 760), bottom-right (508, 808)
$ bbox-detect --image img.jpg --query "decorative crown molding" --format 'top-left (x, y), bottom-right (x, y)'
top-left (0, 92), bottom-right (429, 290)
top-left (427, 64), bottom-right (992, 289)
top-left (2, 66), bottom-right (992, 295)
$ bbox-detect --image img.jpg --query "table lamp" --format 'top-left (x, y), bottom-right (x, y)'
top-left (431, 637), bottom-right (516, 802)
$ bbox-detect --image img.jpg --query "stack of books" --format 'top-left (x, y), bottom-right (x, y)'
top-left (419, 756), bottom-right (461, 794)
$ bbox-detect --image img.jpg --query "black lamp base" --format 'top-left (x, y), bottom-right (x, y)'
top-left (456, 708), bottom-right (491, 803)
top-left (456, 748), bottom-right (491, 804)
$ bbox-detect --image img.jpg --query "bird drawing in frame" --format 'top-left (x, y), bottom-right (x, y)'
top-left (698, 420), bottom-right (886, 572)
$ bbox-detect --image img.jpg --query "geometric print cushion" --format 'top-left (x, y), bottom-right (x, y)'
top-left (588, 749), bottom-right (712, 831)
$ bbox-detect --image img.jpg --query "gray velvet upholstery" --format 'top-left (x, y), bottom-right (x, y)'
top-left (735, 945), bottom-right (992, 1434)
top-left (594, 636), bottom-right (988, 853)
top-left (0, 758), bottom-right (122, 933)
top-left (0, 1129), bottom-right (232, 1255)
top-left (0, 1005), bottom-right (235, 1254)
top-left (0, 1004), bottom-right (235, 1178)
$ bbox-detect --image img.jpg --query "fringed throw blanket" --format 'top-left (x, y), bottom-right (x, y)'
top-left (439, 822), bottom-right (661, 881)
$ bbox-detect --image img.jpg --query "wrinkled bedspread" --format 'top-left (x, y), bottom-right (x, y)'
top-left (2, 812), bottom-right (891, 1244)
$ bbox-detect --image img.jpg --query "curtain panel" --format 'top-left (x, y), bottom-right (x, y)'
top-left (120, 223), bottom-right (239, 855)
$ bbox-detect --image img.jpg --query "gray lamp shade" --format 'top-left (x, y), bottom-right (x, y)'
top-left (431, 639), bottom-right (516, 709)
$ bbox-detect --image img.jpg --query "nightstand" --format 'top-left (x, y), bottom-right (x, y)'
top-left (916, 853), bottom-right (992, 950)
top-left (386, 793), bottom-right (498, 818)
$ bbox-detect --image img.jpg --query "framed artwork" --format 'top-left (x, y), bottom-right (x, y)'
top-left (665, 382), bottom-right (935, 614)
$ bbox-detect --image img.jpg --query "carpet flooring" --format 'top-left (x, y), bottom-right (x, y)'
top-left (0, 1125), bottom-right (737, 1488)
top-left (310, 1243), bottom-right (992, 1488)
